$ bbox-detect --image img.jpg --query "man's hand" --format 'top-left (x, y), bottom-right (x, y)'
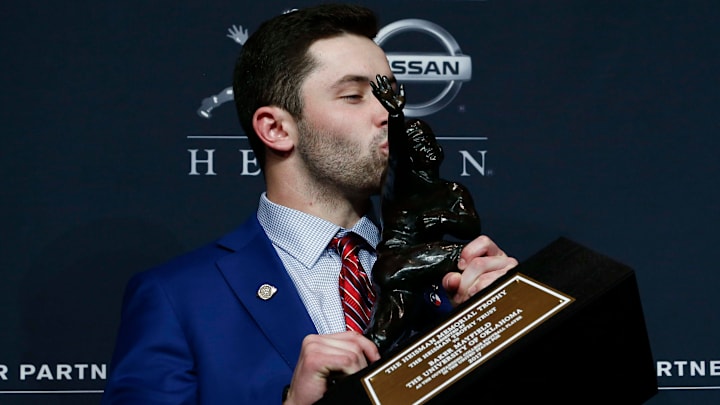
top-left (284, 331), bottom-right (380, 405)
top-left (442, 235), bottom-right (518, 306)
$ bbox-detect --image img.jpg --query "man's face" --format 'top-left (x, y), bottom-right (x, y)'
top-left (295, 34), bottom-right (394, 198)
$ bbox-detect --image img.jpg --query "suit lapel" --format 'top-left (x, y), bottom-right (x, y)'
top-left (215, 217), bottom-right (316, 369)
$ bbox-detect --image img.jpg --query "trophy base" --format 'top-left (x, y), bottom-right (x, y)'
top-left (316, 237), bottom-right (658, 404)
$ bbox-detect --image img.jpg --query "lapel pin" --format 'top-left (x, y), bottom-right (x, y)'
top-left (257, 283), bottom-right (278, 300)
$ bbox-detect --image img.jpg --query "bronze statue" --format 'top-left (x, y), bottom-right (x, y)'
top-left (366, 75), bottom-right (482, 356)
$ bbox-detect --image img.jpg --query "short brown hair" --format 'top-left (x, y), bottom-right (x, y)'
top-left (232, 4), bottom-right (379, 170)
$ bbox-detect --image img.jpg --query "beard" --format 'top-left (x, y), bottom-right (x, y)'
top-left (296, 117), bottom-right (387, 199)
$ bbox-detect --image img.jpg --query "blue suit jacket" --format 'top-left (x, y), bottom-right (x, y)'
top-left (102, 216), bottom-right (317, 404)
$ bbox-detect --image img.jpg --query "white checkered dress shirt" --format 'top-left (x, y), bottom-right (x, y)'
top-left (256, 193), bottom-right (380, 334)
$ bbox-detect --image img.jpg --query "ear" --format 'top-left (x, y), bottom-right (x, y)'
top-left (252, 106), bottom-right (296, 153)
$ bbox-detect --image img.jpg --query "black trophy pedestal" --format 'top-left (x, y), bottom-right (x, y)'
top-left (316, 237), bottom-right (658, 404)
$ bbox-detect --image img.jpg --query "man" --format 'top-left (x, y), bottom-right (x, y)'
top-left (102, 4), bottom-right (517, 405)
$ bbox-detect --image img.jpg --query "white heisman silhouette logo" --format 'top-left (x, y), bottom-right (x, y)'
top-left (196, 24), bottom-right (247, 119)
top-left (197, 8), bottom-right (299, 119)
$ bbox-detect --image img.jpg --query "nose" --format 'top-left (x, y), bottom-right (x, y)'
top-left (372, 97), bottom-right (389, 128)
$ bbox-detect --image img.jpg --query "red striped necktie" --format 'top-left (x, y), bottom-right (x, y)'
top-left (330, 233), bottom-right (376, 333)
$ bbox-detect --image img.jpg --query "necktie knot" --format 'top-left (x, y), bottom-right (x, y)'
top-left (330, 233), bottom-right (365, 260)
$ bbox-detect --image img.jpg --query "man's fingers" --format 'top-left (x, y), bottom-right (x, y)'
top-left (458, 235), bottom-right (507, 269)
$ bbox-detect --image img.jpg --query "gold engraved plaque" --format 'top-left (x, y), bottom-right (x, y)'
top-left (361, 273), bottom-right (574, 405)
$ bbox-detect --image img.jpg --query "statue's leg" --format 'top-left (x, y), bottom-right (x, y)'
top-left (366, 289), bottom-right (414, 356)
top-left (368, 242), bottom-right (464, 355)
top-left (377, 242), bottom-right (465, 286)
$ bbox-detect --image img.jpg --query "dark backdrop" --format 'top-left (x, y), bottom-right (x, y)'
top-left (2, 0), bottom-right (718, 403)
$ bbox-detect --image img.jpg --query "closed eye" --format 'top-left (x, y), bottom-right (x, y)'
top-left (341, 95), bottom-right (363, 102)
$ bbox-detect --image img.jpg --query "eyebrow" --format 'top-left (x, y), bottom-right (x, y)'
top-left (331, 74), bottom-right (397, 89)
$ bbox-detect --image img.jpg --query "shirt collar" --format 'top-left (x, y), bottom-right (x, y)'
top-left (257, 193), bottom-right (380, 268)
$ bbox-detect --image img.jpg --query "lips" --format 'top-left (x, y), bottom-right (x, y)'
top-left (376, 136), bottom-right (389, 154)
